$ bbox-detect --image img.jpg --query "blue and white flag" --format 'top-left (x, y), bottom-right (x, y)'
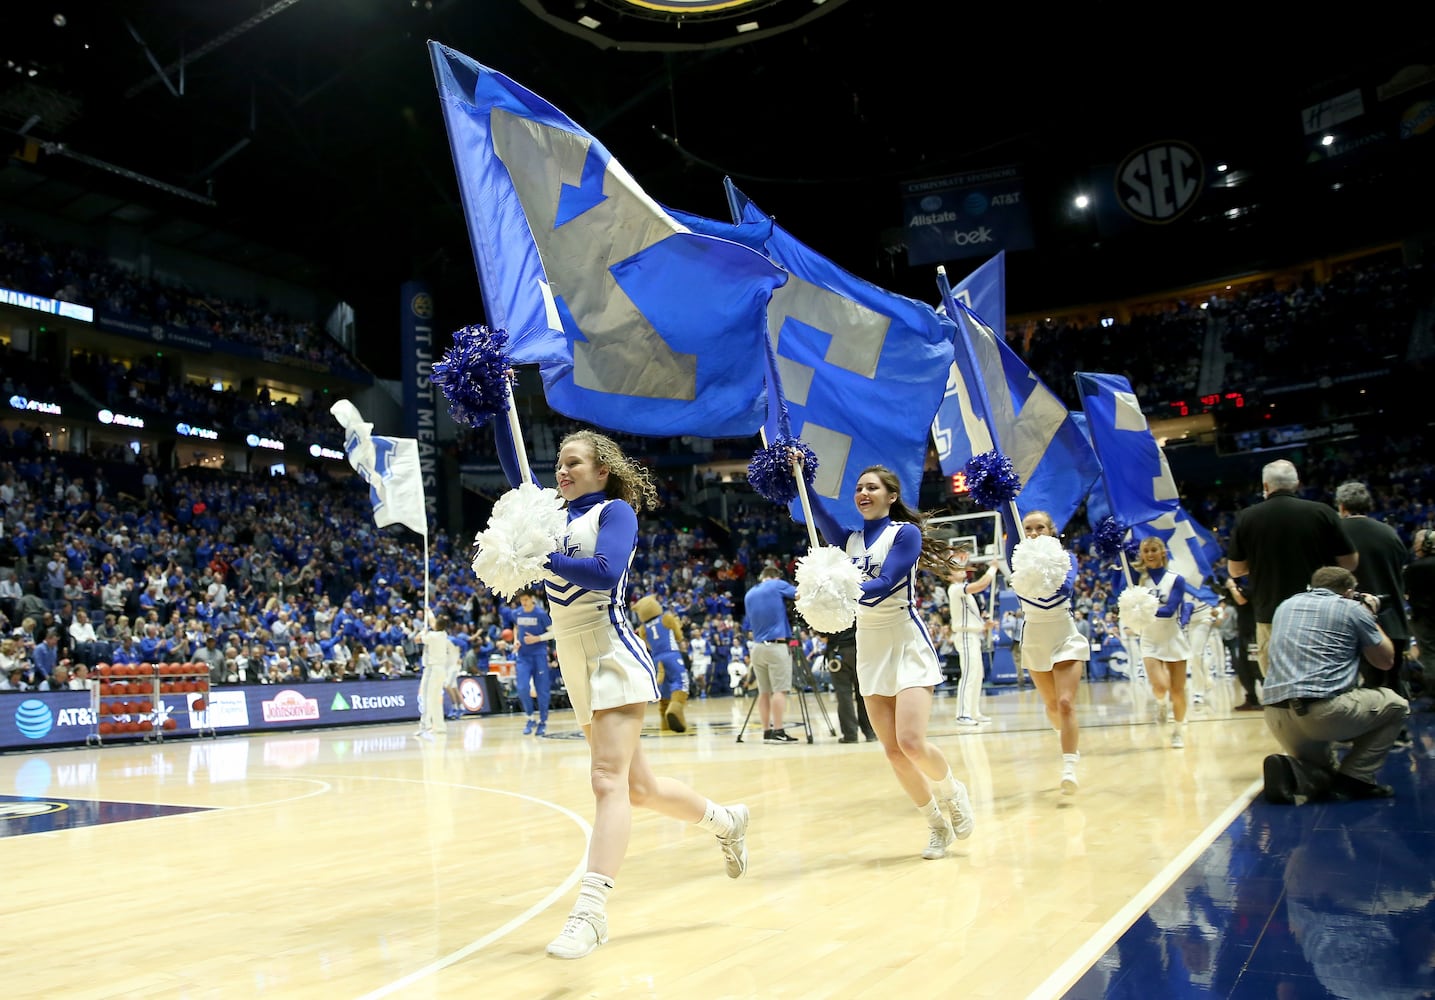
top-left (932, 252), bottom-right (1004, 477)
top-left (1068, 412), bottom-right (1112, 527)
top-left (430, 43), bottom-right (787, 438)
top-left (1132, 508), bottom-right (1223, 605)
top-left (331, 400), bottom-right (428, 536)
top-left (1074, 372), bottom-right (1180, 527)
top-left (943, 302), bottom-right (1100, 532)
top-left (726, 180), bottom-right (955, 535)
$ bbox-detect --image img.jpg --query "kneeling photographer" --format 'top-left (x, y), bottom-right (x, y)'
top-left (1262, 566), bottom-right (1410, 803)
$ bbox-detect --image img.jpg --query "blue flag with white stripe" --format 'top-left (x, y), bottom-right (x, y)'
top-left (932, 252), bottom-right (1004, 477)
top-left (1069, 411), bottom-right (1113, 527)
top-left (726, 180), bottom-right (955, 535)
top-left (1074, 371), bottom-right (1181, 527)
top-left (430, 43), bottom-right (787, 438)
top-left (1132, 508), bottom-right (1223, 605)
top-left (943, 302), bottom-right (1100, 533)
top-left (331, 400), bottom-right (428, 536)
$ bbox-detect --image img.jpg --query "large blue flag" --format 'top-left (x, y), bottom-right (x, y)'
top-left (942, 301), bottom-right (1100, 533)
top-left (1074, 372), bottom-right (1181, 527)
top-left (1069, 411), bottom-right (1112, 527)
top-left (725, 180), bottom-right (955, 535)
top-left (1132, 508), bottom-right (1223, 605)
top-left (430, 43), bottom-right (787, 438)
top-left (932, 252), bottom-right (1004, 476)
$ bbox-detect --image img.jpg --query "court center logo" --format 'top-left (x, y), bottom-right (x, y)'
top-left (1115, 140), bottom-right (1204, 224)
top-left (458, 676), bottom-right (486, 714)
top-left (14, 699), bottom-right (54, 740)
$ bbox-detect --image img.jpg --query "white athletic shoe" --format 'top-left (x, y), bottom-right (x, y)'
top-left (718, 804), bottom-right (749, 878)
top-left (921, 818), bottom-right (955, 860)
top-left (1060, 762), bottom-right (1079, 795)
top-left (955, 716), bottom-right (980, 728)
top-left (975, 714), bottom-right (993, 725)
top-left (1171, 728), bottom-right (1185, 749)
top-left (545, 909), bottom-right (608, 960)
top-left (943, 783), bottom-right (975, 840)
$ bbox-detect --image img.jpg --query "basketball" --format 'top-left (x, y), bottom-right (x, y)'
top-left (502, 629), bottom-right (514, 642)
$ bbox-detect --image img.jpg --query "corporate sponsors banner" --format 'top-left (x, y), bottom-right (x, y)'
top-left (900, 166), bottom-right (1034, 266)
top-left (96, 312), bottom-right (214, 352)
top-left (1, 680), bottom-right (427, 751)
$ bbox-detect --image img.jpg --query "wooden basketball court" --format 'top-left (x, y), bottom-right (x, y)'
top-left (3, 678), bottom-right (1272, 999)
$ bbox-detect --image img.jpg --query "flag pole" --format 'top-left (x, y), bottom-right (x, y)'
top-left (504, 372), bottom-right (533, 484)
top-left (791, 456), bottom-right (822, 552)
top-left (758, 425), bottom-right (821, 552)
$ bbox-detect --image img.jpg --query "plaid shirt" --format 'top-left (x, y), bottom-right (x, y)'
top-left (1263, 588), bottom-right (1385, 704)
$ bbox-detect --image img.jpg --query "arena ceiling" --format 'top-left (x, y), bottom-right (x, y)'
top-left (2, 1), bottom-right (1433, 374)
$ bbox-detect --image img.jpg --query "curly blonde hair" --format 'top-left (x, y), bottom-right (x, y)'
top-left (559, 430), bottom-right (659, 513)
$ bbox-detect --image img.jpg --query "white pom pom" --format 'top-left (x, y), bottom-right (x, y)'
top-left (1117, 588), bottom-right (1159, 633)
top-left (1009, 534), bottom-right (1070, 599)
top-left (794, 546), bottom-right (862, 633)
top-left (469, 483), bottom-right (567, 599)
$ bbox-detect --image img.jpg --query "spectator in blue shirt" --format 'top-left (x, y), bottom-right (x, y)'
top-left (31, 630), bottom-right (60, 681)
top-left (742, 568), bottom-right (799, 742)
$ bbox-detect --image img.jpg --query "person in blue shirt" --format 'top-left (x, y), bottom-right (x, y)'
top-left (30, 631), bottom-right (60, 681)
top-left (513, 589), bottom-right (555, 735)
top-left (742, 567), bottom-right (799, 742)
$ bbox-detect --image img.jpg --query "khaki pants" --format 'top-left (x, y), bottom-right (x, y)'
top-left (1263, 687), bottom-right (1409, 783)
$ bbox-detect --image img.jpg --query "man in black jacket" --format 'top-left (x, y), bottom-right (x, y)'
top-left (1227, 459), bottom-right (1358, 676)
top-left (1335, 481), bottom-right (1411, 701)
top-left (1404, 528), bottom-right (1435, 701)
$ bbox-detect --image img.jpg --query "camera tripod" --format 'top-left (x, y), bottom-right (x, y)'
top-left (735, 637), bottom-right (837, 744)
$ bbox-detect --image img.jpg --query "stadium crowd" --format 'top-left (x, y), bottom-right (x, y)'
top-left (0, 250), bottom-right (1431, 713)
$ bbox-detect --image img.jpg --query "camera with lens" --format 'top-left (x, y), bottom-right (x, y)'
top-left (1347, 591), bottom-right (1385, 614)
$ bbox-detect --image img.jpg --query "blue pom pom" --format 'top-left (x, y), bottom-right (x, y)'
top-left (964, 450), bottom-right (1022, 509)
top-left (431, 325), bottom-right (512, 428)
top-left (747, 437), bottom-right (818, 505)
top-left (1122, 536), bottom-right (1143, 563)
top-left (1093, 516), bottom-right (1127, 558)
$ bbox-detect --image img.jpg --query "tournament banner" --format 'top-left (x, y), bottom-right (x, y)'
top-left (96, 312), bottom-right (214, 353)
top-left (94, 313), bottom-right (373, 385)
top-left (398, 280), bottom-right (440, 524)
top-left (1, 679), bottom-right (429, 751)
top-left (901, 165), bottom-right (1034, 267)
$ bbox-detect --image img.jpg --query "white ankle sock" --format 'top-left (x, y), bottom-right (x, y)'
top-left (695, 800), bottom-right (733, 837)
top-left (936, 770), bottom-right (962, 799)
top-left (1062, 752), bottom-right (1080, 767)
top-left (919, 797), bottom-right (944, 827)
top-left (576, 872), bottom-right (614, 914)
